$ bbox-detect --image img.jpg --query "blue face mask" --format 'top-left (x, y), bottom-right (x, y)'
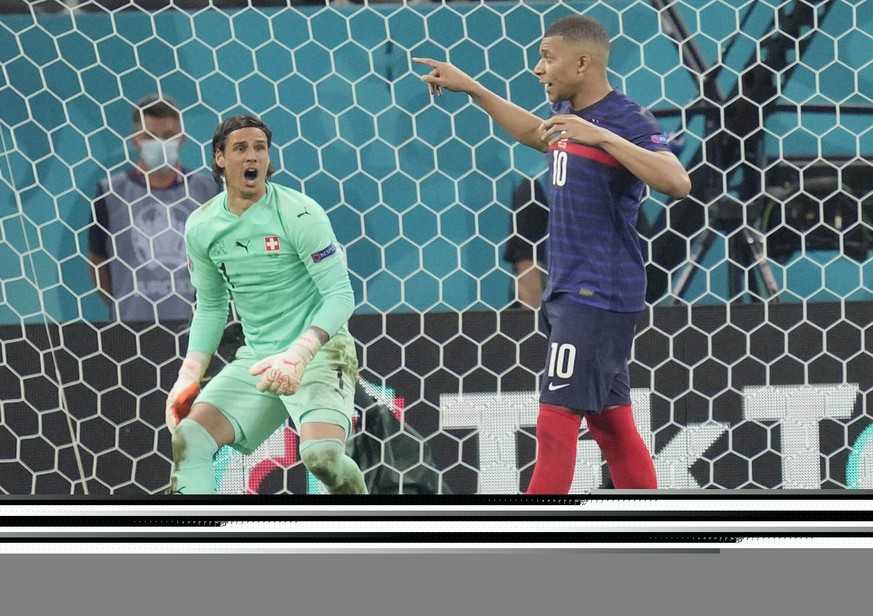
top-left (140, 138), bottom-right (180, 171)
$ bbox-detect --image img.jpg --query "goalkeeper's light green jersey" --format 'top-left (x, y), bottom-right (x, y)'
top-left (184, 182), bottom-right (354, 358)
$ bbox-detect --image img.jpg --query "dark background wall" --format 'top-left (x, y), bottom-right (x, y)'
top-left (2, 301), bottom-right (870, 494)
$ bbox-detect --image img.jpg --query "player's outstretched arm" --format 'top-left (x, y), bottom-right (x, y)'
top-left (413, 57), bottom-right (548, 152)
top-left (541, 115), bottom-right (691, 199)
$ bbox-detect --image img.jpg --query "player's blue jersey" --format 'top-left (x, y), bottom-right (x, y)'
top-left (544, 89), bottom-right (671, 312)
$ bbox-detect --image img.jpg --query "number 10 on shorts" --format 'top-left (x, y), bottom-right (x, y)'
top-left (547, 342), bottom-right (577, 378)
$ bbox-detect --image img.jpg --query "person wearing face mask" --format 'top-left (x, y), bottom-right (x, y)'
top-left (88, 94), bottom-right (220, 323)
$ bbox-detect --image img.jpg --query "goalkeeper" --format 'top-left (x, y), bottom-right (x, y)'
top-left (165, 114), bottom-right (366, 495)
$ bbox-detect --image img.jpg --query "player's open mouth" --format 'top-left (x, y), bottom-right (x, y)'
top-left (244, 168), bottom-right (258, 182)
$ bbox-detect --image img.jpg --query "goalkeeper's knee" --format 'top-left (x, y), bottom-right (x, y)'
top-left (172, 418), bottom-right (219, 463)
top-left (299, 438), bottom-right (367, 494)
top-left (169, 418), bottom-right (219, 494)
top-left (300, 438), bottom-right (345, 485)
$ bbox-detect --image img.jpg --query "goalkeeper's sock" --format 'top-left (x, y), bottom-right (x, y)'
top-left (169, 418), bottom-right (220, 494)
top-left (525, 404), bottom-right (581, 494)
top-left (299, 438), bottom-right (368, 495)
top-left (586, 405), bottom-right (657, 489)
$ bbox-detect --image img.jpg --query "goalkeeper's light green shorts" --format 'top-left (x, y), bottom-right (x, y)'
top-left (196, 331), bottom-right (358, 455)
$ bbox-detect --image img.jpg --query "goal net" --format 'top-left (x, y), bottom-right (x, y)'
top-left (0, 0), bottom-right (871, 494)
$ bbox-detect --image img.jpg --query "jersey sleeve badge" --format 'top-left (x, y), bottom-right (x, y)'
top-left (311, 243), bottom-right (337, 263)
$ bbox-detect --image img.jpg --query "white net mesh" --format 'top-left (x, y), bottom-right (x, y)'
top-left (0, 0), bottom-right (871, 494)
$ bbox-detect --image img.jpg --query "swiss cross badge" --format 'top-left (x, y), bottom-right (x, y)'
top-left (264, 235), bottom-right (280, 252)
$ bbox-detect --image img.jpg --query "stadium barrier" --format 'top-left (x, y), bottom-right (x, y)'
top-left (2, 300), bottom-right (870, 493)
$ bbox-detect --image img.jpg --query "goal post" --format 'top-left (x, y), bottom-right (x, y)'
top-left (0, 0), bottom-right (870, 494)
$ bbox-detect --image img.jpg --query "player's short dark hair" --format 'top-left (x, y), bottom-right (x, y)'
top-left (211, 114), bottom-right (276, 185)
top-left (132, 94), bottom-right (181, 127)
top-left (544, 15), bottom-right (611, 52)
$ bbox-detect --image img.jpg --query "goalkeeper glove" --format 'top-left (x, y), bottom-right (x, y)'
top-left (249, 328), bottom-right (325, 395)
top-left (165, 351), bottom-right (210, 433)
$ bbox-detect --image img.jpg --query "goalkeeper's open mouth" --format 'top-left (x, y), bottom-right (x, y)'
top-left (244, 167), bottom-right (259, 184)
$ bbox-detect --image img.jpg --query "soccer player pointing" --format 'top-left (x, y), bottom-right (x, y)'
top-left (415, 15), bottom-right (690, 492)
top-left (165, 114), bottom-right (367, 494)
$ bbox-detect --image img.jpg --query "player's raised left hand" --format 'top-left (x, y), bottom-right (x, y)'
top-left (250, 329), bottom-right (324, 395)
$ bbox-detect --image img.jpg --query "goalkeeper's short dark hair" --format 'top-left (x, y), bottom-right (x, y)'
top-left (211, 114), bottom-right (276, 185)
top-left (132, 94), bottom-right (181, 128)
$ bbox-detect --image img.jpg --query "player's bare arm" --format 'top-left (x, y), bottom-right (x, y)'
top-left (413, 57), bottom-right (548, 152)
top-left (541, 114), bottom-right (692, 199)
top-left (514, 259), bottom-right (545, 309)
top-left (87, 251), bottom-right (113, 307)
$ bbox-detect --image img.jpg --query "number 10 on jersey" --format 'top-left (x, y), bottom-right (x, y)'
top-left (552, 149), bottom-right (568, 187)
top-left (547, 342), bottom-right (576, 378)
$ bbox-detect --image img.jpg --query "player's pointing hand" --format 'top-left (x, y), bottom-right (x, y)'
top-left (412, 57), bottom-right (479, 97)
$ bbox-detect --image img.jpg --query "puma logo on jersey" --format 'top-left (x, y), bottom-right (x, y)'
top-left (235, 240), bottom-right (250, 253)
top-left (297, 206), bottom-right (311, 218)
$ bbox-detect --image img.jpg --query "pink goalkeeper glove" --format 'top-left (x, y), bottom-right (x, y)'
top-left (249, 329), bottom-right (324, 395)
